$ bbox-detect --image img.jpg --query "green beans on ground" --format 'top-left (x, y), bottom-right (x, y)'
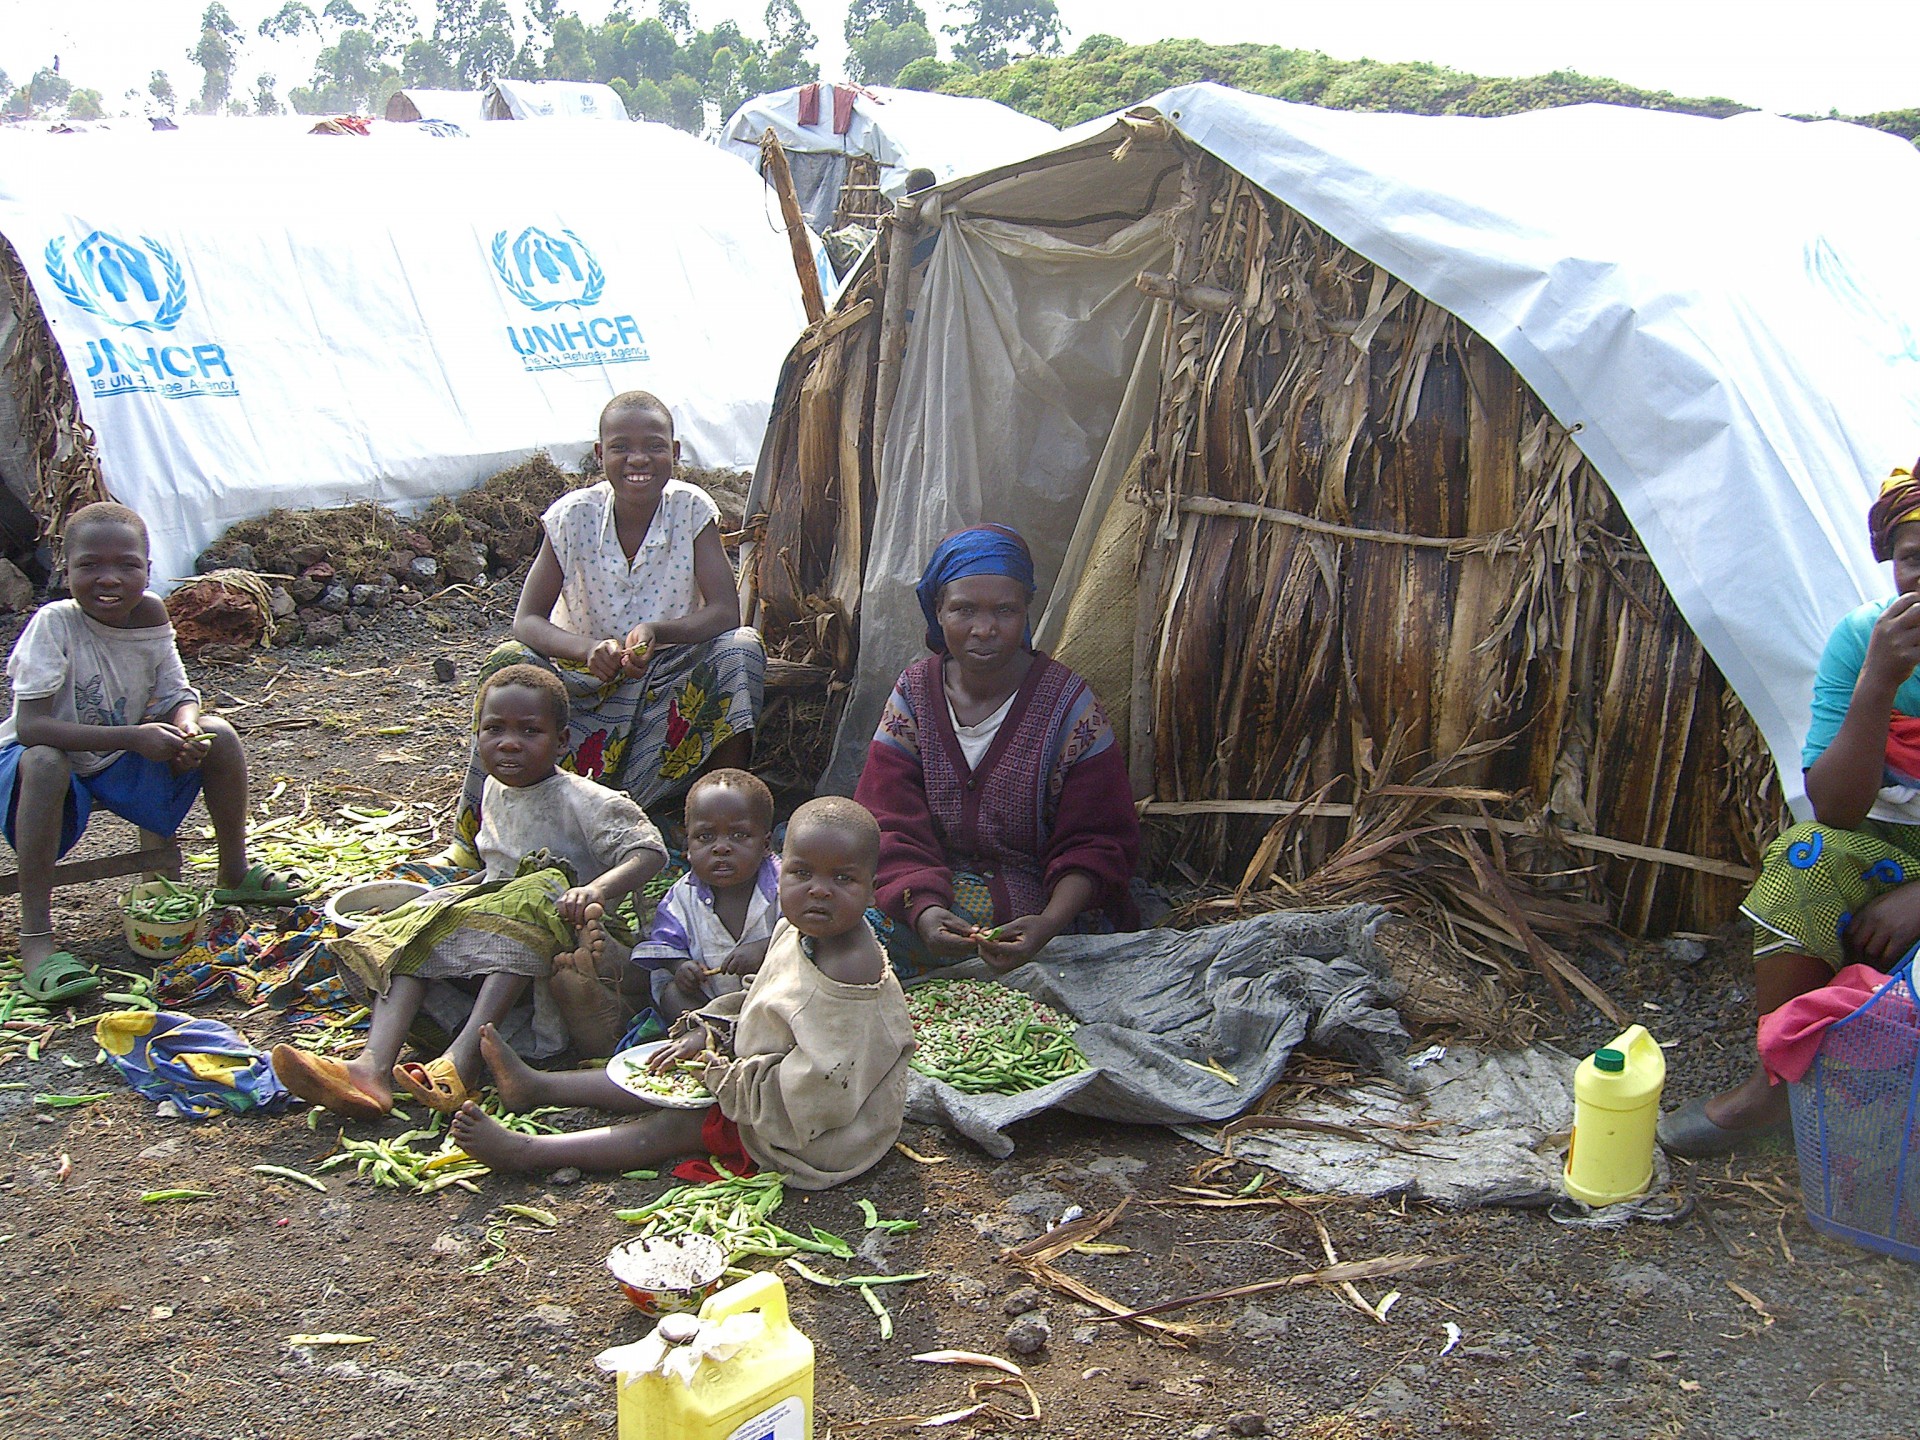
top-left (614, 1169), bottom-right (853, 1265)
top-left (905, 980), bottom-right (1088, 1095)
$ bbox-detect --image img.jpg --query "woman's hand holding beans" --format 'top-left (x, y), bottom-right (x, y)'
top-left (916, 906), bottom-right (980, 959)
top-left (974, 915), bottom-right (1058, 970)
top-left (586, 638), bottom-right (626, 681)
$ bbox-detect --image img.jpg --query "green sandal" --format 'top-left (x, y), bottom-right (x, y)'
top-left (20, 951), bottom-right (101, 1004)
top-left (213, 864), bottom-right (309, 907)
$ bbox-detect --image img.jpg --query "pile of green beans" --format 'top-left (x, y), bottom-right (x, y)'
top-left (0, 957), bottom-right (56, 1061)
top-left (905, 980), bottom-right (1088, 1094)
top-left (615, 1170), bottom-right (854, 1264)
top-left (189, 803), bottom-right (429, 895)
top-left (611, 1052), bottom-right (711, 1104)
top-left (123, 878), bottom-right (212, 924)
top-left (316, 1131), bottom-right (489, 1194)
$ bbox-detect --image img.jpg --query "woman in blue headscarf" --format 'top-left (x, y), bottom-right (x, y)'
top-left (854, 525), bottom-right (1141, 974)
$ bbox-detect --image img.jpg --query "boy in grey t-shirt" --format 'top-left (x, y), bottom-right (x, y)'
top-left (0, 502), bottom-right (298, 1001)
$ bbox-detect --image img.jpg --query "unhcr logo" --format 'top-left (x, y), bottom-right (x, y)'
top-left (491, 225), bottom-right (648, 373)
top-left (45, 231), bottom-right (187, 332)
top-left (44, 230), bottom-right (238, 402)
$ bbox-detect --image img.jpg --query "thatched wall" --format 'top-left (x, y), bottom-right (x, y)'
top-left (749, 133), bottom-right (1789, 957)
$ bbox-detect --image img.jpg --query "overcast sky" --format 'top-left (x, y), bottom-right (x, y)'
top-left (4, 0), bottom-right (1916, 118)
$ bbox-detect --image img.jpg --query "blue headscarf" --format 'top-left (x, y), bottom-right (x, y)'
top-left (915, 524), bottom-right (1036, 653)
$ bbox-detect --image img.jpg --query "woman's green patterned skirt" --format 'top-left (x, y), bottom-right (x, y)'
top-left (1740, 819), bottom-right (1920, 967)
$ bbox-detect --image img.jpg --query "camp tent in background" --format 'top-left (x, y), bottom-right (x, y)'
top-left (483, 79), bottom-right (627, 122)
top-left (0, 117), bottom-right (814, 587)
top-left (743, 82), bottom-right (1920, 949)
top-left (385, 88), bottom-right (487, 125)
top-left (718, 84), bottom-right (1059, 233)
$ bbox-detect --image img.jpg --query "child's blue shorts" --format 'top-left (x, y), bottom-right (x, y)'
top-left (0, 743), bottom-right (204, 858)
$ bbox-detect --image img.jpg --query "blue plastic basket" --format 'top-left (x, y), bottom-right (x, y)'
top-left (1788, 961), bottom-right (1920, 1262)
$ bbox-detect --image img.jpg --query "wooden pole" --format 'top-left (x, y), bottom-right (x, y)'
top-left (759, 128), bottom-right (826, 325)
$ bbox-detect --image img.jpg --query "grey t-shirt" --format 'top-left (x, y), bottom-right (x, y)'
top-left (0, 598), bottom-right (198, 776)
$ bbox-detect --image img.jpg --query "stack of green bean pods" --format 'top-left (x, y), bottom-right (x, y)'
top-left (316, 1131), bottom-right (489, 1194)
top-left (905, 979), bottom-right (1088, 1094)
top-left (122, 878), bottom-right (212, 924)
top-left (614, 1170), bottom-right (854, 1265)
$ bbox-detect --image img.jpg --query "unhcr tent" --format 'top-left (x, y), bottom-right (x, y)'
top-left (483, 79), bottom-right (626, 122)
top-left (0, 119), bottom-right (815, 585)
top-left (385, 88), bottom-right (486, 125)
top-left (719, 84), bottom-right (1058, 232)
top-left (744, 83), bottom-right (1920, 940)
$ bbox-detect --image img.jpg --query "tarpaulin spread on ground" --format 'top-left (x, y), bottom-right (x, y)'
top-left (0, 119), bottom-right (819, 587)
top-left (719, 84), bottom-right (1059, 231)
top-left (825, 85), bottom-right (1920, 813)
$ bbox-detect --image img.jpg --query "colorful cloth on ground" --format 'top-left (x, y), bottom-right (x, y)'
top-left (473, 767), bottom-right (665, 884)
top-left (672, 1106), bottom-right (757, 1183)
top-left (1868, 466), bottom-right (1920, 561)
top-left (542, 479), bottom-right (719, 644)
top-left (856, 651), bottom-right (1140, 934)
top-left (1757, 963), bottom-right (1900, 1084)
top-left (449, 632), bottom-right (765, 867)
top-left (0, 597), bottom-right (197, 775)
top-left (1741, 820), bottom-right (1920, 966)
top-left (632, 852), bottom-right (780, 1004)
top-left (0, 741), bottom-right (203, 858)
top-left (912, 524), bottom-right (1035, 653)
top-left (96, 1009), bottom-right (289, 1117)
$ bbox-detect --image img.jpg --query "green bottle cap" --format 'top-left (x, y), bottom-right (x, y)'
top-left (1593, 1048), bottom-right (1625, 1073)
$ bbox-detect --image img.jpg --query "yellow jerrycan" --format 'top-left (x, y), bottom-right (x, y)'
top-left (615, 1271), bottom-right (814, 1440)
top-left (1564, 1023), bottom-right (1666, 1206)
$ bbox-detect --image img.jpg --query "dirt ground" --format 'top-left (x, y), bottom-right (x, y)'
top-left (1, 586), bottom-right (1916, 1440)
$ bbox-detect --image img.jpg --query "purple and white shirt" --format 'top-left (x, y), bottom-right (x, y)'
top-left (631, 852), bottom-right (780, 1002)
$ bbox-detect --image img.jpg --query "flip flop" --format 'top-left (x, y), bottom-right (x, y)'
top-left (392, 1055), bottom-right (472, 1114)
top-left (270, 1043), bottom-right (391, 1120)
top-left (20, 950), bottom-right (101, 1004)
top-left (214, 864), bottom-right (309, 907)
top-left (1656, 1094), bottom-right (1792, 1158)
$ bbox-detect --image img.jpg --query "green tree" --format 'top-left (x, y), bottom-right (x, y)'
top-left (22, 66), bottom-right (73, 115)
top-left (188, 2), bottom-right (245, 114)
top-left (665, 71), bottom-right (702, 131)
top-left (66, 87), bottom-right (105, 119)
top-left (400, 37), bottom-right (458, 87)
top-left (429, 0), bottom-right (517, 86)
top-left (544, 14), bottom-right (591, 78)
top-left (947, 0), bottom-right (1061, 73)
top-left (294, 26), bottom-right (396, 111)
top-left (253, 72), bottom-right (283, 113)
top-left (894, 55), bottom-right (958, 91)
top-left (257, 1), bottom-right (319, 40)
top-left (322, 0), bottom-right (367, 25)
top-left (844, 0), bottom-right (927, 45)
top-left (150, 69), bottom-right (177, 113)
top-left (848, 20), bottom-right (936, 85)
top-left (658, 0), bottom-right (693, 45)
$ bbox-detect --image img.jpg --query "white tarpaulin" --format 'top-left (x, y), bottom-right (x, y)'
top-left (826, 84), bottom-right (1920, 810)
top-left (484, 79), bottom-right (627, 122)
top-left (719, 85), bottom-right (1058, 230)
top-left (0, 120), bottom-right (812, 586)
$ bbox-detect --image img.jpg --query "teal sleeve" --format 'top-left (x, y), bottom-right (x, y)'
top-left (1801, 599), bottom-right (1920, 769)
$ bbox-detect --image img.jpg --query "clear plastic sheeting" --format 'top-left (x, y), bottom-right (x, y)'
top-left (903, 907), bottom-right (1406, 1158)
top-left (0, 121), bottom-right (814, 586)
top-left (822, 209), bottom-right (1173, 791)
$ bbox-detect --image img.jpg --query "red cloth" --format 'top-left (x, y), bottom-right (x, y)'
top-left (832, 84), bottom-right (857, 135)
top-left (671, 1105), bottom-right (757, 1183)
top-left (1757, 964), bottom-right (1896, 1083)
top-left (796, 82), bottom-right (820, 127)
top-left (855, 652), bottom-right (1140, 931)
top-left (1886, 715), bottom-right (1920, 787)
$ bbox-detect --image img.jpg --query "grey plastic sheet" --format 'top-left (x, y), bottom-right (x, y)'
top-left (904, 906), bottom-right (1407, 1158)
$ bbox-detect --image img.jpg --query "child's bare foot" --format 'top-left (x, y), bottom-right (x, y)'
top-left (548, 926), bottom-right (629, 1058)
top-left (476, 1023), bottom-right (544, 1113)
top-left (450, 1099), bottom-right (539, 1171)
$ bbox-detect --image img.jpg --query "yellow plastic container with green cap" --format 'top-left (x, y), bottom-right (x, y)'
top-left (1564, 1023), bottom-right (1666, 1206)
top-left (614, 1271), bottom-right (813, 1440)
